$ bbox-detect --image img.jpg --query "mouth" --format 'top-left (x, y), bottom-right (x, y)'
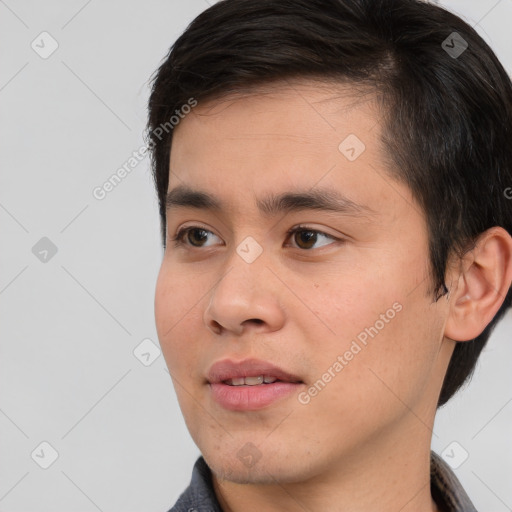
top-left (222, 375), bottom-right (301, 386)
top-left (207, 358), bottom-right (303, 385)
top-left (207, 358), bottom-right (305, 411)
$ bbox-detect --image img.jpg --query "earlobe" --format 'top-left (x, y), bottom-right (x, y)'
top-left (444, 227), bottom-right (512, 342)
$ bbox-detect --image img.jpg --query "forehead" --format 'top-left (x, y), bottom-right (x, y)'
top-left (174, 79), bottom-right (380, 142)
top-left (168, 79), bottom-right (418, 222)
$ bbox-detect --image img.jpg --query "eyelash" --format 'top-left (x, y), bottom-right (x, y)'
top-left (169, 224), bottom-right (342, 250)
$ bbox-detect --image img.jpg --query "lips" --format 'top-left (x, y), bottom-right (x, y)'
top-left (206, 358), bottom-right (303, 385)
top-left (207, 358), bottom-right (305, 411)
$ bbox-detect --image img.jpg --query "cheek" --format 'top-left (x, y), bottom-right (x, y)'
top-left (154, 262), bottom-right (203, 373)
top-left (349, 298), bottom-right (441, 412)
top-left (304, 266), bottom-right (402, 344)
top-left (305, 266), bottom-right (441, 400)
top-left (295, 303), bottom-right (442, 448)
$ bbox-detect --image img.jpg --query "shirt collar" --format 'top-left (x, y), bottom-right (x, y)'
top-left (169, 451), bottom-right (477, 512)
top-left (430, 450), bottom-right (477, 511)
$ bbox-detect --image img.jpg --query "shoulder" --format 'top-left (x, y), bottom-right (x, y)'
top-left (166, 456), bottom-right (223, 512)
top-left (430, 450), bottom-right (478, 512)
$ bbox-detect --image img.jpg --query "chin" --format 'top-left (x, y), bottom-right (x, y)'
top-left (201, 444), bottom-right (318, 485)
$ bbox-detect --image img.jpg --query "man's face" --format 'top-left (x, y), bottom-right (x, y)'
top-left (154, 80), bottom-right (454, 483)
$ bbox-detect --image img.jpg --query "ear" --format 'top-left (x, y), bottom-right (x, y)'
top-left (444, 227), bottom-right (512, 342)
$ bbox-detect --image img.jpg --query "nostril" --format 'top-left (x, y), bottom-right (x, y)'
top-left (210, 321), bottom-right (223, 334)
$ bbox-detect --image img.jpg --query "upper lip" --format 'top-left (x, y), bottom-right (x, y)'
top-left (207, 358), bottom-right (303, 384)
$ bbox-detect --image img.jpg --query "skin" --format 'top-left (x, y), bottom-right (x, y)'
top-left (154, 79), bottom-right (512, 512)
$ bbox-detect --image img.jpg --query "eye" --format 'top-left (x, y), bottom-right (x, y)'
top-left (170, 226), bottom-right (221, 248)
top-left (170, 225), bottom-right (341, 250)
top-left (285, 225), bottom-right (339, 250)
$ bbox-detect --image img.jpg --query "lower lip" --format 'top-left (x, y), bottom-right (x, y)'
top-left (209, 381), bottom-right (304, 411)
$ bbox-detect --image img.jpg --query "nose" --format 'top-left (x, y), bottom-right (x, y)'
top-left (203, 244), bottom-right (286, 336)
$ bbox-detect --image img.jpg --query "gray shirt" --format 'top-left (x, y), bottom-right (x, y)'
top-left (167, 451), bottom-right (477, 512)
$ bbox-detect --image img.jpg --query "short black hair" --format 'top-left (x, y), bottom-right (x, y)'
top-left (146, 0), bottom-right (512, 407)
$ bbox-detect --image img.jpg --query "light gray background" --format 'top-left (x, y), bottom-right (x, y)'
top-left (0, 1), bottom-right (510, 511)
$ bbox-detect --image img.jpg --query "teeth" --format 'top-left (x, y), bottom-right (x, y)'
top-left (225, 375), bottom-right (279, 386)
top-left (244, 375), bottom-right (264, 385)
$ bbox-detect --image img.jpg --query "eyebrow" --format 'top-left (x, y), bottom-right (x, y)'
top-left (165, 184), bottom-right (377, 218)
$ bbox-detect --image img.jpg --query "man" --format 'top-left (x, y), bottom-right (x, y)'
top-left (147, 0), bottom-right (512, 510)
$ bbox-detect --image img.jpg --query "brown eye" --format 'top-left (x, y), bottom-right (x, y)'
top-left (287, 226), bottom-right (338, 250)
top-left (172, 227), bottom-right (218, 248)
top-left (171, 225), bottom-right (341, 251)
top-left (293, 229), bottom-right (318, 249)
top-left (186, 228), bottom-right (209, 247)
